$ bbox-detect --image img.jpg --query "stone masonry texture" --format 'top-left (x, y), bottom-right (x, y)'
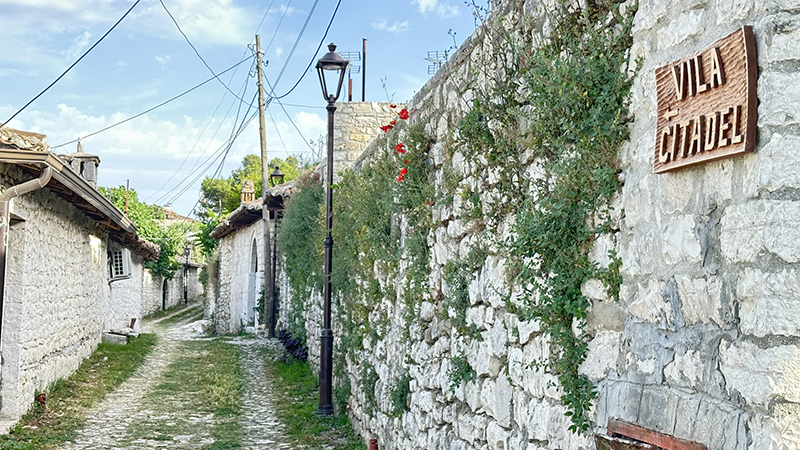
top-left (272, 1), bottom-right (800, 449)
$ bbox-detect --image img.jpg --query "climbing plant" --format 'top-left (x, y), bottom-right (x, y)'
top-left (276, 173), bottom-right (325, 343)
top-left (450, 0), bottom-right (635, 432)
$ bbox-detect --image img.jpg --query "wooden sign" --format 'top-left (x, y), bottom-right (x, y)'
top-left (654, 26), bottom-right (757, 173)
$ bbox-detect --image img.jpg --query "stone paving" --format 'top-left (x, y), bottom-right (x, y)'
top-left (59, 304), bottom-right (292, 450)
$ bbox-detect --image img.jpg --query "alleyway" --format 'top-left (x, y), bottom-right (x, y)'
top-left (59, 304), bottom-right (292, 450)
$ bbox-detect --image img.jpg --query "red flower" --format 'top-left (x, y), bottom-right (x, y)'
top-left (380, 125), bottom-right (393, 133)
top-left (400, 167), bottom-right (408, 175)
top-left (404, 159), bottom-right (408, 164)
top-left (398, 109), bottom-right (410, 120)
top-left (390, 104), bottom-right (397, 108)
top-left (390, 120), bottom-right (397, 126)
top-left (397, 174), bottom-right (404, 182)
top-left (394, 142), bottom-right (406, 154)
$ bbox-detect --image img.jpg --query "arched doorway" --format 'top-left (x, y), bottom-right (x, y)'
top-left (162, 278), bottom-right (168, 310)
top-left (245, 238), bottom-right (259, 327)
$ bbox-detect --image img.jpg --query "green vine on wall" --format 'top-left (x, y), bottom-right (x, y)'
top-left (453, 0), bottom-right (635, 432)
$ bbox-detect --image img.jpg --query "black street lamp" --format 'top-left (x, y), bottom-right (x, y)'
top-left (315, 42), bottom-right (348, 416)
top-left (268, 165), bottom-right (284, 338)
top-left (270, 166), bottom-right (285, 186)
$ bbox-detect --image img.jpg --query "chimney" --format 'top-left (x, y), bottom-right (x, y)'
top-left (64, 139), bottom-right (101, 188)
top-left (241, 180), bottom-right (255, 203)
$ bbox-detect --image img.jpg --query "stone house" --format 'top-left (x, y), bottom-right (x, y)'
top-left (0, 125), bottom-right (182, 429)
top-left (209, 181), bottom-right (289, 334)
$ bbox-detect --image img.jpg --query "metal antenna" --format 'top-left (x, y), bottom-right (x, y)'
top-left (340, 51), bottom-right (362, 101)
top-left (426, 50), bottom-right (447, 74)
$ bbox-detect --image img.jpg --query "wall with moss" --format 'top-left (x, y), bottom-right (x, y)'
top-left (277, 0), bottom-right (800, 449)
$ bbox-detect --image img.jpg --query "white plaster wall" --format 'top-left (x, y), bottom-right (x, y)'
top-left (216, 220), bottom-right (263, 334)
top-left (105, 242), bottom-right (142, 331)
top-left (140, 268), bottom-right (163, 316)
top-left (0, 165), bottom-right (104, 420)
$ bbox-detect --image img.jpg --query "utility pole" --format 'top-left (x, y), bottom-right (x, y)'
top-left (256, 35), bottom-right (275, 337)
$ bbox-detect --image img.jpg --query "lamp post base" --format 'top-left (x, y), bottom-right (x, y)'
top-left (317, 327), bottom-right (334, 416)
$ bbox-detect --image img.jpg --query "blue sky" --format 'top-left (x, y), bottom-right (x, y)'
top-left (0, 0), bottom-right (483, 216)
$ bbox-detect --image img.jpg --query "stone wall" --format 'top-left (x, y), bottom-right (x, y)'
top-left (327, 102), bottom-right (399, 179)
top-left (140, 268), bottom-right (164, 317)
top-left (274, 1), bottom-right (800, 449)
top-left (0, 165), bottom-right (104, 420)
top-left (590, 1), bottom-right (800, 449)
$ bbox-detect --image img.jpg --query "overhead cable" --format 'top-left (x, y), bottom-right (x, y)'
top-left (0, 0), bottom-right (142, 129)
top-left (267, 0), bottom-right (342, 100)
top-left (159, 0), bottom-right (248, 103)
top-left (51, 55), bottom-right (255, 149)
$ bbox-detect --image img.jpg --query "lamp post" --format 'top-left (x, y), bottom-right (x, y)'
top-left (315, 43), bottom-right (348, 416)
top-left (268, 165), bottom-right (285, 338)
top-left (270, 166), bottom-right (285, 186)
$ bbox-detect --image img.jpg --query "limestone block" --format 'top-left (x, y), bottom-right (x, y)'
top-left (750, 134), bottom-right (800, 194)
top-left (657, 9), bottom-right (705, 51)
top-left (466, 306), bottom-right (485, 329)
top-left (702, 158), bottom-right (734, 201)
top-left (481, 378), bottom-right (496, 418)
top-left (664, 349), bottom-right (704, 387)
top-left (465, 380), bottom-right (482, 412)
top-left (494, 372), bottom-right (513, 428)
top-left (738, 268), bottom-right (800, 337)
top-left (527, 403), bottom-right (552, 441)
top-left (715, 0), bottom-right (753, 24)
top-left (721, 201), bottom-right (800, 263)
top-left (582, 278), bottom-right (609, 302)
top-left (489, 321), bottom-right (508, 358)
top-left (586, 300), bottom-right (625, 334)
top-left (486, 421), bottom-right (510, 450)
top-left (632, 0), bottom-right (668, 32)
top-left (749, 409), bottom-right (800, 450)
top-left (508, 347), bottom-right (524, 386)
top-left (517, 319), bottom-right (540, 345)
top-left (604, 381), bottom-right (644, 424)
top-left (580, 331), bottom-right (621, 380)
top-left (662, 215), bottom-right (702, 265)
top-left (658, 170), bottom-right (697, 215)
top-left (758, 71), bottom-right (800, 128)
top-left (468, 278), bottom-right (482, 306)
top-left (761, 16), bottom-right (800, 64)
top-left (675, 275), bottom-right (723, 326)
top-left (719, 340), bottom-right (800, 407)
top-left (420, 301), bottom-right (436, 322)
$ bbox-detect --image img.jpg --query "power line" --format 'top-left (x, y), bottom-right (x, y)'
top-left (145, 64), bottom-right (254, 203)
top-left (267, 0), bottom-right (342, 100)
top-left (154, 90), bottom-right (258, 206)
top-left (159, 0), bottom-right (248, 104)
top-left (0, 0), bottom-right (142, 129)
top-left (51, 55), bottom-right (255, 149)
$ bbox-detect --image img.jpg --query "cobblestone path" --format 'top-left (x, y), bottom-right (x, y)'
top-left (59, 304), bottom-right (291, 450)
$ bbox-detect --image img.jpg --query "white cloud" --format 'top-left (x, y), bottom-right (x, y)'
top-left (7, 103), bottom-right (325, 214)
top-left (65, 31), bottom-right (92, 61)
top-left (155, 55), bottom-right (172, 70)
top-left (268, 4), bottom-right (296, 16)
top-left (412, 0), bottom-right (460, 17)
top-left (0, 0), bottom-right (259, 46)
top-left (371, 20), bottom-right (410, 33)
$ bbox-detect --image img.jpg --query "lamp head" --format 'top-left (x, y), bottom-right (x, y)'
top-left (316, 43), bottom-right (349, 102)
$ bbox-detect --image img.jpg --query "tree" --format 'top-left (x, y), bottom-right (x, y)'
top-left (198, 154), bottom-right (311, 218)
top-left (99, 185), bottom-right (182, 279)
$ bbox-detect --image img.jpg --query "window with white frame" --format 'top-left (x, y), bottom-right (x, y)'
top-left (109, 248), bottom-right (132, 281)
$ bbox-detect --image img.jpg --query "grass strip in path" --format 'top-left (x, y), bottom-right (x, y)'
top-left (0, 334), bottom-right (157, 450)
top-left (264, 346), bottom-right (364, 450)
top-left (122, 338), bottom-right (243, 449)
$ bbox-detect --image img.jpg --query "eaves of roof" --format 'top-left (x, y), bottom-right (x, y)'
top-left (209, 182), bottom-right (293, 240)
top-left (0, 148), bottom-right (160, 261)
